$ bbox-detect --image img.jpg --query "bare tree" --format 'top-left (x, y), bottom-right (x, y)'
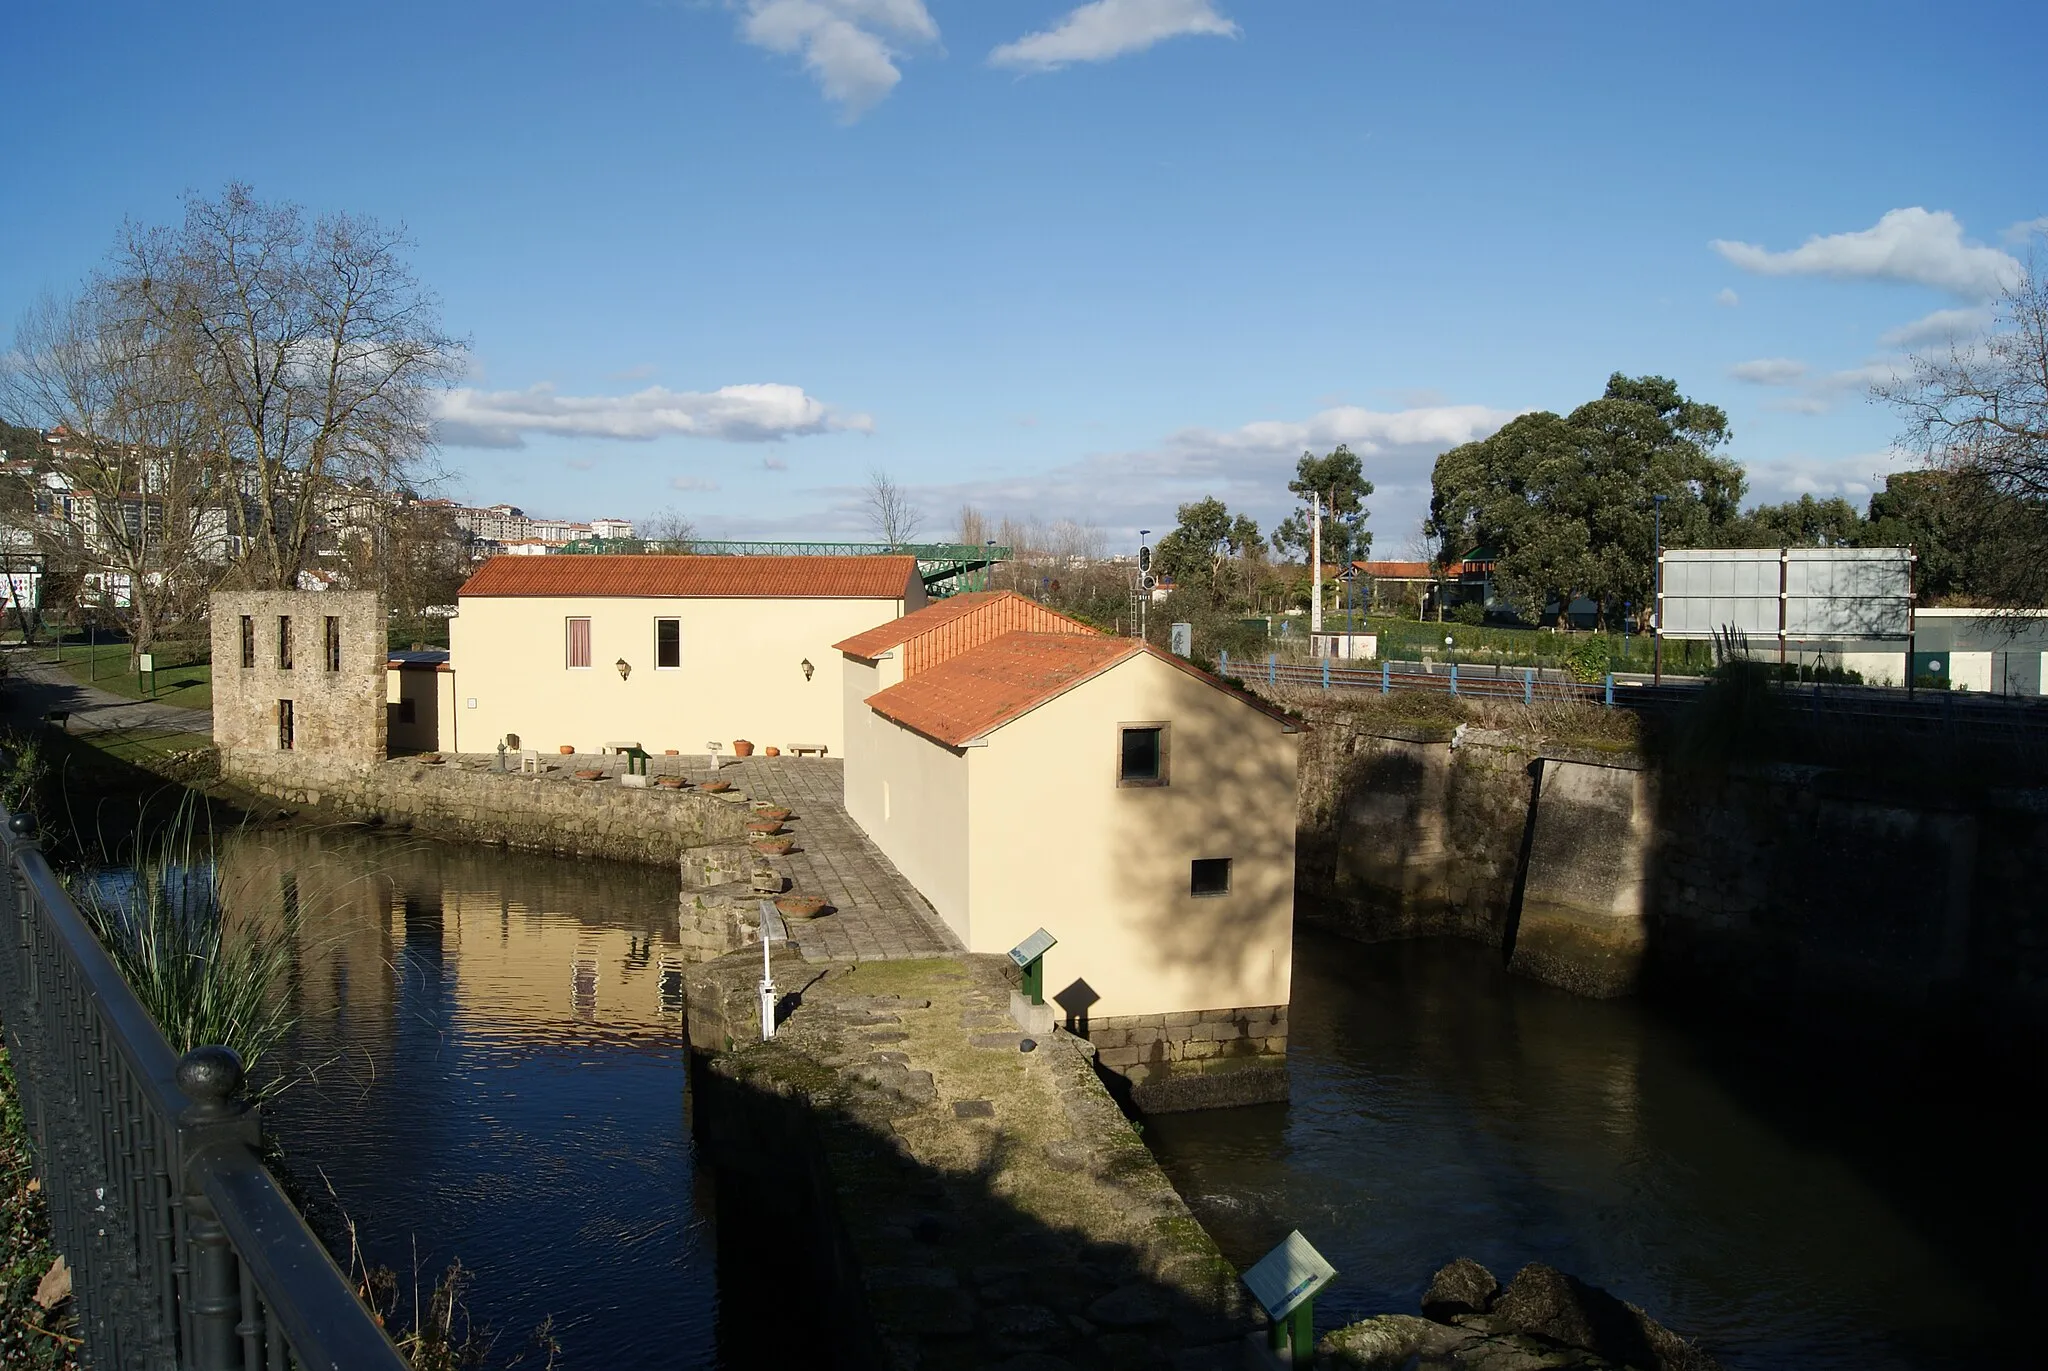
top-left (864, 468), bottom-right (923, 548)
top-left (1879, 249), bottom-right (2048, 608)
top-left (642, 506), bottom-right (698, 549)
top-left (956, 503), bottom-right (990, 546)
top-left (116, 185), bottom-right (465, 590)
top-left (2, 288), bottom-right (221, 655)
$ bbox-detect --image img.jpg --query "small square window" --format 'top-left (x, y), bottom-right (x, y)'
top-left (1118, 724), bottom-right (1168, 786)
top-left (655, 618), bottom-right (681, 669)
top-left (1190, 858), bottom-right (1232, 898)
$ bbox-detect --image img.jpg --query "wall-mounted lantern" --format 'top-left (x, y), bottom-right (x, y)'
top-left (616, 658), bottom-right (632, 681)
top-left (801, 658), bottom-right (814, 681)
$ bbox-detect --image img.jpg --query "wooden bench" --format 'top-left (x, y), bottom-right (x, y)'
top-left (786, 743), bottom-right (828, 758)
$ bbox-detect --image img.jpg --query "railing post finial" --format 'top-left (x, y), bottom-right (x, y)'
top-left (177, 1046), bottom-right (248, 1123)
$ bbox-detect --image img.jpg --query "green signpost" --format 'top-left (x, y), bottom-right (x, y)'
top-left (1242, 1230), bottom-right (1336, 1367)
top-left (1008, 927), bottom-right (1056, 1005)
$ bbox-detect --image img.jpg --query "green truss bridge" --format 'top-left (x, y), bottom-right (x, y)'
top-left (559, 538), bottom-right (1013, 593)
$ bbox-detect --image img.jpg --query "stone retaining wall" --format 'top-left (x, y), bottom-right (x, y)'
top-left (1085, 1004), bottom-right (1289, 1112)
top-left (684, 951), bottom-right (1260, 1368)
top-left (1292, 697), bottom-right (2048, 1039)
top-left (222, 751), bottom-right (749, 865)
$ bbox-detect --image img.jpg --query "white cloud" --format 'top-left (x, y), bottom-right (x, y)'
top-left (1710, 208), bottom-right (2022, 300)
top-left (1715, 287), bottom-right (1740, 307)
top-left (1741, 449), bottom-right (1916, 505)
top-left (739, 0), bottom-right (938, 117)
top-left (842, 401), bottom-right (1522, 550)
top-left (2001, 215), bottom-right (2048, 246)
top-left (435, 382), bottom-right (872, 448)
top-left (1878, 306), bottom-right (1994, 349)
top-left (990, 0), bottom-right (1238, 71)
top-left (1729, 358), bottom-right (1807, 386)
top-left (670, 476), bottom-right (721, 492)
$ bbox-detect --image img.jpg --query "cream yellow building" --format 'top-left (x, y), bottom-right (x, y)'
top-left (838, 600), bottom-right (1303, 1111)
top-left (441, 555), bottom-right (925, 756)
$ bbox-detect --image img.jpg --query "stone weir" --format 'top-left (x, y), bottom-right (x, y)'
top-left (684, 951), bottom-right (1261, 1370)
top-left (220, 751), bottom-right (751, 865)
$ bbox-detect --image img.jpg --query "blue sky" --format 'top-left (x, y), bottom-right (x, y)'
top-left (5, 0), bottom-right (2044, 551)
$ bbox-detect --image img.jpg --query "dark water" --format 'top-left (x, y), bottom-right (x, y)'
top-left (1145, 928), bottom-right (2039, 1370)
top-left (215, 827), bottom-right (718, 1370)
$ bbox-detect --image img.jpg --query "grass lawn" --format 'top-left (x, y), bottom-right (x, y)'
top-left (52, 643), bottom-right (212, 711)
top-left (75, 726), bottom-right (214, 770)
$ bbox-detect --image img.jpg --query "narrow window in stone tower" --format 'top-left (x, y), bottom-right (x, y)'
top-left (239, 616), bottom-right (255, 669)
top-left (324, 616), bottom-right (342, 672)
top-left (278, 699), bottom-right (295, 751)
top-left (277, 616), bottom-right (293, 670)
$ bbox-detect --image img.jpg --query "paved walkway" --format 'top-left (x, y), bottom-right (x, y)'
top-left (0, 648), bottom-right (213, 736)
top-left (717, 756), bottom-right (961, 964)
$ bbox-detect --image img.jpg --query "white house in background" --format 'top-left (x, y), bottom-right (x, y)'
top-left (439, 555), bottom-right (925, 756)
top-left (1911, 608), bottom-right (2048, 695)
top-left (836, 594), bottom-right (1303, 1112)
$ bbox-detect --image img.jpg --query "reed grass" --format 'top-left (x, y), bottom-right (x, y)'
top-left (71, 798), bottom-right (295, 1081)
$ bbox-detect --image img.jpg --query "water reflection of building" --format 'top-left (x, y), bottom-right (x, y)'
top-left (217, 829), bottom-right (692, 1058)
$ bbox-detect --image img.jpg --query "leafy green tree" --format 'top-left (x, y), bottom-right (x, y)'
top-left (1429, 373), bottom-right (1744, 626)
top-left (1724, 494), bottom-right (1866, 548)
top-left (1272, 445), bottom-right (1373, 565)
top-left (1154, 496), bottom-right (1261, 608)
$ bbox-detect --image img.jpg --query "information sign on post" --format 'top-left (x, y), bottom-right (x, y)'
top-left (1241, 1230), bottom-right (1336, 1367)
top-left (1008, 927), bottom-right (1057, 1006)
top-left (137, 652), bottom-right (156, 698)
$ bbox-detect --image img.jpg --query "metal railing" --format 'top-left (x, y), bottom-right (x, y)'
top-left (1219, 651), bottom-right (1626, 706)
top-left (1218, 650), bottom-right (2048, 737)
top-left (0, 805), bottom-right (408, 1371)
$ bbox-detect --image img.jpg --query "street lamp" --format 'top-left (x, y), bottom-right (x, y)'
top-left (1652, 494), bottom-right (1668, 684)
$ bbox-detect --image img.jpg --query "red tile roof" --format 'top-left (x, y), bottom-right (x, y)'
top-left (835, 590), bottom-right (1101, 673)
top-left (864, 632), bottom-right (1299, 747)
top-left (458, 554), bottom-right (920, 600)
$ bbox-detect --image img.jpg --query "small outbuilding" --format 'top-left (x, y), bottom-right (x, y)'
top-left (837, 595), bottom-right (1303, 1111)
top-left (442, 555), bottom-right (925, 756)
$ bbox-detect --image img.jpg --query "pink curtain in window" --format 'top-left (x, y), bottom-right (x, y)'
top-left (567, 617), bottom-right (591, 668)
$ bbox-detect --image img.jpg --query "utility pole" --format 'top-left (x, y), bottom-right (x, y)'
top-left (1309, 494), bottom-right (1323, 634)
top-left (1652, 494), bottom-right (1666, 684)
top-left (1138, 529), bottom-right (1152, 642)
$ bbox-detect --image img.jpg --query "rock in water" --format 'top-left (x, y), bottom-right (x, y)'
top-left (1491, 1263), bottom-right (1721, 1371)
top-left (1421, 1257), bottom-right (1500, 1322)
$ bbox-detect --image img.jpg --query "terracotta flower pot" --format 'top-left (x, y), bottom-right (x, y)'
top-left (746, 819), bottom-right (784, 834)
top-left (559, 745), bottom-right (576, 755)
top-left (655, 776), bottom-right (686, 789)
top-left (764, 746), bottom-right (781, 758)
top-left (753, 806), bottom-right (792, 822)
top-left (574, 768), bottom-right (604, 781)
top-left (702, 780), bottom-right (732, 794)
top-left (664, 749), bottom-right (680, 756)
top-left (775, 895), bottom-right (828, 918)
top-left (732, 740), bottom-right (756, 758)
top-left (752, 837), bottom-right (796, 856)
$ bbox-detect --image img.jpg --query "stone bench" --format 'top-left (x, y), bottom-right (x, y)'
top-left (786, 743), bottom-right (828, 758)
